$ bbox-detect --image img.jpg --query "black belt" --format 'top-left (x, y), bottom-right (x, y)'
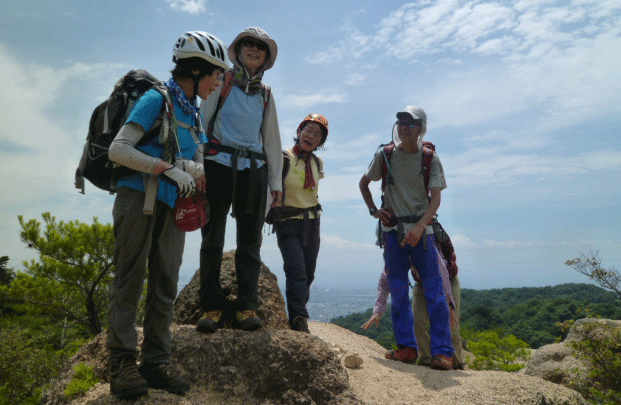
top-left (273, 204), bottom-right (322, 246)
top-left (396, 215), bottom-right (428, 250)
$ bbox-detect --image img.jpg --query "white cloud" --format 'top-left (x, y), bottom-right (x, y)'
top-left (344, 73), bottom-right (366, 86)
top-left (281, 91), bottom-right (349, 110)
top-left (446, 148), bottom-right (621, 189)
top-left (166, 0), bottom-right (208, 14)
top-left (321, 234), bottom-right (376, 251)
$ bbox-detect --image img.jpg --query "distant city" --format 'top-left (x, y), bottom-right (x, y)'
top-left (304, 285), bottom-right (383, 322)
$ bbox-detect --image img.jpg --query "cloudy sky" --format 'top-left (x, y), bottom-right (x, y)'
top-left (1, 0), bottom-right (620, 291)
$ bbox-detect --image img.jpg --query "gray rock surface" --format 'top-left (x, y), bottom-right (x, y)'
top-left (525, 318), bottom-right (621, 391)
top-left (173, 250), bottom-right (289, 330)
top-left (42, 325), bottom-right (362, 405)
top-left (41, 251), bottom-right (589, 404)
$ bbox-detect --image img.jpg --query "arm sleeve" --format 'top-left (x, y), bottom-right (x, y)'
top-left (109, 122), bottom-right (160, 174)
top-left (261, 91), bottom-right (283, 192)
top-left (374, 269), bottom-right (390, 316)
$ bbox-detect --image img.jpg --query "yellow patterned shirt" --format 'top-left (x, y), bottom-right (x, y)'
top-left (281, 148), bottom-right (324, 220)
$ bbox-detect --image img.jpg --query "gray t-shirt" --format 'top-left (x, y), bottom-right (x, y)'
top-left (365, 146), bottom-right (447, 235)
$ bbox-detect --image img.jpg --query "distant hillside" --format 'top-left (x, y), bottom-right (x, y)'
top-left (332, 283), bottom-right (621, 349)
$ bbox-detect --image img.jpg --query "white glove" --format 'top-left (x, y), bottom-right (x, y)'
top-left (174, 159), bottom-right (205, 179)
top-left (161, 166), bottom-right (195, 198)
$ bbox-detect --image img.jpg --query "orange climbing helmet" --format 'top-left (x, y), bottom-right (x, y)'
top-left (297, 113), bottom-right (329, 144)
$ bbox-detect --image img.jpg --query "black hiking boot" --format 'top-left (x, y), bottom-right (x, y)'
top-left (290, 316), bottom-right (310, 333)
top-left (139, 362), bottom-right (190, 395)
top-left (109, 355), bottom-right (148, 400)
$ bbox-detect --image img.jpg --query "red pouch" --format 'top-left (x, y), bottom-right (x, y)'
top-left (174, 191), bottom-right (209, 232)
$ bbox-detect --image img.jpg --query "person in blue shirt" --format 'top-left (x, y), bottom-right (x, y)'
top-left (198, 27), bottom-right (282, 333)
top-left (106, 31), bottom-right (229, 400)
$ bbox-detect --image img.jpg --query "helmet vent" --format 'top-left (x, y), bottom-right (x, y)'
top-left (205, 39), bottom-right (216, 56)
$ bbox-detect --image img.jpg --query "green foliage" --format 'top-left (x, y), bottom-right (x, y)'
top-left (331, 283), bottom-right (621, 353)
top-left (11, 212), bottom-right (115, 336)
top-left (332, 308), bottom-right (396, 349)
top-left (567, 321), bottom-right (621, 404)
top-left (64, 363), bottom-right (99, 399)
top-left (461, 327), bottom-right (531, 372)
top-left (461, 283), bottom-right (621, 348)
top-left (0, 326), bottom-right (62, 405)
top-left (0, 256), bottom-right (14, 285)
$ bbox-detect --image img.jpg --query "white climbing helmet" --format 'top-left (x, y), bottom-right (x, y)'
top-left (173, 31), bottom-right (230, 71)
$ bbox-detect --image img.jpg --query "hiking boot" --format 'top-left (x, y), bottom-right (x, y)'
top-left (236, 310), bottom-right (262, 331)
top-left (430, 354), bottom-right (453, 370)
top-left (290, 316), bottom-right (310, 333)
top-left (139, 362), bottom-right (190, 395)
top-left (385, 346), bottom-right (418, 364)
top-left (453, 358), bottom-right (465, 370)
top-left (109, 355), bottom-right (148, 400)
top-left (196, 310), bottom-right (222, 333)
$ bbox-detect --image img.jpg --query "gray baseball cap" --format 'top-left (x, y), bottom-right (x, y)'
top-left (396, 106), bottom-right (427, 126)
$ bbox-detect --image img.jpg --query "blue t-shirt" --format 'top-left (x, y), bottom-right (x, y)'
top-left (205, 86), bottom-right (265, 169)
top-left (116, 88), bottom-right (207, 208)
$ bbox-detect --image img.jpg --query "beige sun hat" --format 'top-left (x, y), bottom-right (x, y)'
top-left (229, 27), bottom-right (278, 71)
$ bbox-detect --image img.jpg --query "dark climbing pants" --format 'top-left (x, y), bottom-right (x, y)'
top-left (276, 218), bottom-right (320, 321)
top-left (199, 160), bottom-right (268, 311)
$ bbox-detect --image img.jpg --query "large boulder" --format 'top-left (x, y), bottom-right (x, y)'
top-left (41, 326), bottom-right (363, 405)
top-left (525, 318), bottom-right (621, 391)
top-left (173, 250), bottom-right (289, 330)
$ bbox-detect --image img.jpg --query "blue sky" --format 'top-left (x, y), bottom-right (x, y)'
top-left (1, 0), bottom-right (620, 291)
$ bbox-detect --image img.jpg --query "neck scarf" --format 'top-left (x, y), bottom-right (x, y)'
top-left (165, 78), bottom-right (199, 115)
top-left (293, 144), bottom-right (317, 190)
top-left (230, 65), bottom-right (264, 95)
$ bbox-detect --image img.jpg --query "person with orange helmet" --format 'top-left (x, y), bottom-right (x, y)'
top-left (269, 114), bottom-right (328, 333)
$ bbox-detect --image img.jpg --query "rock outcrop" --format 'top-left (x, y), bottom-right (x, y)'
top-left (41, 250), bottom-right (590, 405)
top-left (42, 325), bottom-right (362, 405)
top-left (173, 251), bottom-right (289, 330)
top-left (525, 318), bottom-right (621, 392)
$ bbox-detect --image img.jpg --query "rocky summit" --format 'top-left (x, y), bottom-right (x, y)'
top-left (41, 250), bottom-right (592, 405)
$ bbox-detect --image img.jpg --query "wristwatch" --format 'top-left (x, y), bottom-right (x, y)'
top-left (369, 207), bottom-right (378, 216)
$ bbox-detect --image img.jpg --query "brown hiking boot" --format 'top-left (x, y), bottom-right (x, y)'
top-left (430, 354), bottom-right (453, 370)
top-left (196, 310), bottom-right (222, 333)
top-left (139, 362), bottom-right (190, 395)
top-left (236, 310), bottom-right (262, 331)
top-left (290, 316), bottom-right (310, 333)
top-left (109, 355), bottom-right (148, 400)
top-left (385, 346), bottom-right (418, 364)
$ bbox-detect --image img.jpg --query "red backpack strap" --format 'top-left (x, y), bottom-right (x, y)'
top-left (263, 84), bottom-right (271, 109)
top-left (421, 141), bottom-right (435, 196)
top-left (217, 71), bottom-right (234, 110)
top-left (205, 71), bottom-right (234, 155)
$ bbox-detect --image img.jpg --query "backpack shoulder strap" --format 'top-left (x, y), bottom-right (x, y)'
top-left (380, 142), bottom-right (395, 192)
top-left (421, 141), bottom-right (436, 195)
top-left (281, 150), bottom-right (290, 206)
top-left (206, 71), bottom-right (234, 141)
top-left (262, 83), bottom-right (271, 109)
top-left (311, 153), bottom-right (322, 174)
top-left (137, 84), bottom-right (174, 146)
top-left (218, 71), bottom-right (234, 110)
